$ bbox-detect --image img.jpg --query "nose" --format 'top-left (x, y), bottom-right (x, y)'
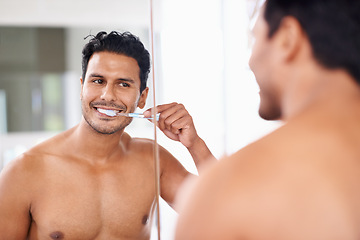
top-left (100, 84), bottom-right (117, 101)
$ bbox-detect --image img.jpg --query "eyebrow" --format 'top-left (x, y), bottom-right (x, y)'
top-left (89, 73), bottom-right (136, 83)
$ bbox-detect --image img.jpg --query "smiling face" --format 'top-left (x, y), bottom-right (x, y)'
top-left (80, 51), bottom-right (148, 134)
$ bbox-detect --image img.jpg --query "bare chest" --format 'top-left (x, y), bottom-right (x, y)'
top-left (28, 159), bottom-right (156, 240)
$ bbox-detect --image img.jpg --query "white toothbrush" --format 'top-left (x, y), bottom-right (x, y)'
top-left (116, 112), bottom-right (160, 120)
top-left (97, 108), bottom-right (159, 120)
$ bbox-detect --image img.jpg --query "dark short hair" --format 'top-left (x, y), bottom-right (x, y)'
top-left (82, 31), bottom-right (150, 93)
top-left (264, 0), bottom-right (360, 83)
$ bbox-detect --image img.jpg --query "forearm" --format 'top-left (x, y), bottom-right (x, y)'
top-left (187, 137), bottom-right (217, 174)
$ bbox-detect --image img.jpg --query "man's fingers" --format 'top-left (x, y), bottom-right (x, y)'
top-left (144, 103), bottom-right (194, 137)
top-left (162, 108), bottom-right (188, 132)
top-left (144, 102), bottom-right (179, 117)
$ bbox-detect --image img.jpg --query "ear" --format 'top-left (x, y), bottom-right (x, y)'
top-left (137, 87), bottom-right (149, 109)
top-left (275, 16), bottom-right (305, 62)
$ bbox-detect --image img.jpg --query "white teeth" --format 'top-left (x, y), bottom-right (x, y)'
top-left (97, 108), bottom-right (118, 117)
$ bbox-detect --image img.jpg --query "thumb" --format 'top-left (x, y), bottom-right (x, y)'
top-left (143, 108), bottom-right (152, 118)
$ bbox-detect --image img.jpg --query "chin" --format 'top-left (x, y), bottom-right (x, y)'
top-left (84, 116), bottom-right (132, 135)
top-left (258, 106), bottom-right (281, 121)
top-left (258, 93), bottom-right (282, 120)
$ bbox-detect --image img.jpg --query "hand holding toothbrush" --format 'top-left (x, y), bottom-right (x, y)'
top-left (144, 102), bottom-right (216, 170)
top-left (143, 102), bottom-right (198, 149)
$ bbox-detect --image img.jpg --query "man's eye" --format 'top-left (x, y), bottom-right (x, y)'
top-left (119, 82), bottom-right (130, 87)
top-left (93, 79), bottom-right (103, 84)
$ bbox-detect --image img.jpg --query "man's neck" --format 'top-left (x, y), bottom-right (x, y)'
top-left (70, 118), bottom-right (126, 163)
top-left (281, 67), bottom-right (359, 121)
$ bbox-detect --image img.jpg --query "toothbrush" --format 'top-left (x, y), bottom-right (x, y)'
top-left (97, 108), bottom-right (159, 120)
top-left (116, 112), bottom-right (160, 120)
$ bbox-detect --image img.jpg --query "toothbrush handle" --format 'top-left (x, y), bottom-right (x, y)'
top-left (128, 113), bottom-right (160, 121)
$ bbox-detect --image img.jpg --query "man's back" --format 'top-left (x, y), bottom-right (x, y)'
top-left (175, 74), bottom-right (360, 239)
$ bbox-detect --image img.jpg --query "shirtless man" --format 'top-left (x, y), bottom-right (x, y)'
top-left (176, 0), bottom-right (360, 239)
top-left (0, 31), bottom-right (214, 239)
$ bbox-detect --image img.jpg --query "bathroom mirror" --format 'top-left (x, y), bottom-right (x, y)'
top-left (0, 0), bottom-right (279, 239)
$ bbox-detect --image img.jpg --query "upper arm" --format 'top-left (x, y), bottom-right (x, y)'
top-left (158, 145), bottom-right (194, 208)
top-left (0, 156), bottom-right (33, 239)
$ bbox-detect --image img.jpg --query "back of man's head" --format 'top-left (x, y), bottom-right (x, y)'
top-left (264, 0), bottom-right (360, 83)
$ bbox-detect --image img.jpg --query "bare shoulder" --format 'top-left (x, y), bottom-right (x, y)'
top-left (176, 124), bottom-right (360, 240)
top-left (0, 147), bottom-right (47, 231)
top-left (122, 134), bottom-right (161, 168)
top-left (0, 141), bottom-right (51, 189)
top-left (121, 132), bottom-right (154, 152)
top-left (0, 130), bottom-right (71, 185)
top-left (121, 133), bottom-right (180, 170)
top-left (0, 152), bottom-right (40, 239)
top-left (123, 132), bottom-right (180, 165)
